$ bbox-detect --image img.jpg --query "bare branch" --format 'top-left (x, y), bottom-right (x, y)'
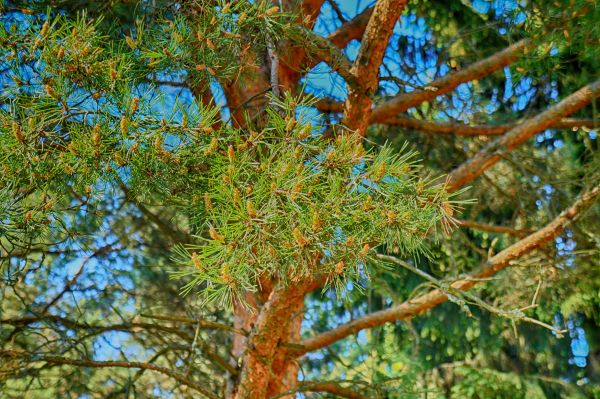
top-left (369, 40), bottom-right (528, 123)
top-left (379, 116), bottom-right (599, 136)
top-left (292, 185), bottom-right (600, 356)
top-left (328, 7), bottom-right (374, 48)
top-left (446, 78), bottom-right (600, 192)
top-left (458, 220), bottom-right (532, 237)
top-left (3, 352), bottom-right (220, 399)
top-left (274, 381), bottom-right (370, 399)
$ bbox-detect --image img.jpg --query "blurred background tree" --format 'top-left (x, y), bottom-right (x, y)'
top-left (0, 0), bottom-right (599, 398)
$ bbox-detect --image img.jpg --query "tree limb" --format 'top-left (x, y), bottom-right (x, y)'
top-left (457, 220), bottom-right (532, 237)
top-left (369, 40), bottom-right (528, 123)
top-left (292, 185), bottom-right (600, 356)
top-left (5, 353), bottom-right (221, 399)
top-left (379, 116), bottom-right (599, 136)
top-left (343, 0), bottom-right (409, 134)
top-left (446, 78), bottom-right (600, 192)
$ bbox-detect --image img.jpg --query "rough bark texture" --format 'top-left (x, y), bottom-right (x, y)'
top-left (342, 0), bottom-right (408, 135)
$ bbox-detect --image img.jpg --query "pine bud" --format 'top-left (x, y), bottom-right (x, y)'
top-left (210, 16), bottom-right (218, 26)
top-left (120, 116), bottom-right (128, 134)
top-left (43, 198), bottom-right (55, 211)
top-left (44, 84), bottom-right (57, 99)
top-left (12, 122), bottom-right (24, 143)
top-left (85, 185), bottom-right (92, 197)
top-left (345, 236), bottom-right (356, 247)
top-left (374, 162), bottom-right (386, 180)
top-left (233, 187), bottom-right (240, 204)
top-left (25, 211), bottom-right (33, 221)
top-left (359, 243), bottom-right (370, 257)
top-left (265, 6), bottom-right (279, 16)
top-left (130, 142), bottom-right (139, 153)
top-left (125, 35), bottom-right (137, 49)
top-left (182, 115), bottom-right (187, 128)
top-left (209, 227), bottom-right (225, 241)
top-left (204, 137), bottom-right (219, 155)
top-left (311, 211), bottom-right (323, 232)
top-left (40, 20), bottom-right (50, 36)
top-left (221, 3), bottom-right (231, 13)
top-left (191, 252), bottom-right (203, 271)
top-left (334, 260), bottom-right (345, 275)
top-left (204, 192), bottom-right (213, 210)
top-left (238, 12), bottom-right (247, 24)
top-left (285, 116), bottom-right (295, 132)
top-left (227, 145), bottom-right (235, 162)
top-left (57, 47), bottom-right (65, 60)
top-left (206, 38), bottom-right (216, 50)
top-left (325, 149), bottom-right (335, 162)
top-left (207, 67), bottom-right (216, 76)
top-left (109, 64), bottom-right (117, 80)
top-left (441, 201), bottom-right (454, 217)
top-left (246, 200), bottom-right (257, 218)
top-left (292, 227), bottom-right (308, 248)
top-left (195, 64), bottom-right (206, 71)
top-left (297, 123), bottom-right (311, 140)
top-left (130, 97), bottom-right (139, 114)
top-left (154, 135), bottom-right (163, 151)
top-left (386, 210), bottom-right (397, 224)
top-left (221, 264), bottom-right (235, 286)
top-left (196, 31), bottom-right (203, 41)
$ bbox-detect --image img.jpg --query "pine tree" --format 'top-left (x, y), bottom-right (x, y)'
top-left (1, 1), bottom-right (599, 398)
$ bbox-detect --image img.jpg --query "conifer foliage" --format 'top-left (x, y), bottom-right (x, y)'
top-left (1, 1), bottom-right (599, 398)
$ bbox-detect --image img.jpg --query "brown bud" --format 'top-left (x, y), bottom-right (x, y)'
top-left (246, 200), bottom-right (257, 218)
top-left (203, 192), bottom-right (213, 210)
top-left (293, 227), bottom-right (308, 248)
top-left (265, 6), bottom-right (279, 16)
top-left (209, 227), bottom-right (225, 241)
top-left (191, 252), bottom-right (203, 271)
top-left (334, 260), bottom-right (345, 275)
top-left (130, 97), bottom-right (139, 114)
top-left (40, 20), bottom-right (50, 36)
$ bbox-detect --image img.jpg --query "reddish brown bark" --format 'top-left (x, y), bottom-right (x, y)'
top-left (232, 277), bottom-right (322, 399)
top-left (292, 185), bottom-right (600, 356)
top-left (342, 0), bottom-right (409, 135)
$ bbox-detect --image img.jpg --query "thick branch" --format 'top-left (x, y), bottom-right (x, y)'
top-left (446, 79), bottom-right (600, 192)
top-left (17, 354), bottom-right (220, 399)
top-left (343, 0), bottom-right (408, 134)
top-left (369, 40), bottom-right (528, 123)
top-left (458, 220), bottom-right (532, 237)
top-left (328, 6), bottom-right (374, 48)
top-left (380, 116), bottom-right (599, 136)
top-left (278, 381), bottom-right (369, 399)
top-left (293, 185), bottom-right (600, 356)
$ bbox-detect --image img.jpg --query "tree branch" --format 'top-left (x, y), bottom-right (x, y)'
top-left (446, 78), bottom-right (600, 192)
top-left (5, 353), bottom-right (220, 399)
top-left (328, 6), bottom-right (374, 48)
top-left (457, 220), bottom-right (532, 237)
top-left (292, 185), bottom-right (600, 356)
top-left (343, 0), bottom-right (409, 134)
top-left (274, 381), bottom-right (369, 399)
top-left (379, 116), bottom-right (599, 136)
top-left (369, 40), bottom-right (528, 123)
